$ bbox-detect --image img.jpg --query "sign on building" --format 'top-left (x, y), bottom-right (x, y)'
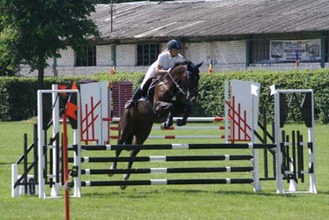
top-left (270, 39), bottom-right (321, 62)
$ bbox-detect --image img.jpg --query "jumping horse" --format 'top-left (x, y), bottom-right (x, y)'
top-left (109, 60), bottom-right (203, 189)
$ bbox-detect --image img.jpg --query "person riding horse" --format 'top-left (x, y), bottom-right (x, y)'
top-left (125, 39), bottom-right (186, 109)
top-left (111, 57), bottom-right (203, 189)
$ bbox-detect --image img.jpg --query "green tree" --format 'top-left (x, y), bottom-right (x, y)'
top-left (0, 18), bottom-right (21, 76)
top-left (0, 0), bottom-right (100, 88)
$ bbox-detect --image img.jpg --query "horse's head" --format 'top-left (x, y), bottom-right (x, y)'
top-left (186, 61), bottom-right (203, 103)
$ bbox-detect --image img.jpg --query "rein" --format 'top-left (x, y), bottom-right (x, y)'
top-left (166, 71), bottom-right (186, 95)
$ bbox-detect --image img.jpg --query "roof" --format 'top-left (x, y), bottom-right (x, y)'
top-left (91, 0), bottom-right (329, 43)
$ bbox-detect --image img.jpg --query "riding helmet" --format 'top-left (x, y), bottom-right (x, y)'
top-left (167, 39), bottom-right (182, 50)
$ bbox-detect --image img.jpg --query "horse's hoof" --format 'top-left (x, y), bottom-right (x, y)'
top-left (176, 119), bottom-right (186, 126)
top-left (108, 165), bottom-right (116, 177)
top-left (160, 122), bottom-right (167, 130)
top-left (120, 175), bottom-right (129, 190)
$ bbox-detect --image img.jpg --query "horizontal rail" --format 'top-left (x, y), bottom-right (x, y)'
top-left (276, 89), bottom-right (313, 93)
top-left (81, 166), bottom-right (254, 175)
top-left (110, 126), bottom-right (227, 131)
top-left (69, 155), bottom-right (253, 163)
top-left (79, 178), bottom-right (254, 186)
top-left (80, 143), bottom-right (276, 151)
top-left (110, 135), bottom-right (226, 139)
top-left (39, 89), bottom-right (79, 94)
top-left (107, 117), bottom-right (226, 122)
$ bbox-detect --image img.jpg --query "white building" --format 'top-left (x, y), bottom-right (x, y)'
top-left (20, 0), bottom-right (329, 76)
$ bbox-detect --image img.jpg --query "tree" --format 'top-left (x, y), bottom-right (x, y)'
top-left (0, 0), bottom-right (100, 88)
top-left (0, 17), bottom-right (21, 76)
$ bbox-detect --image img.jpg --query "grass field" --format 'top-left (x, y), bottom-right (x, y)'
top-left (1, 121), bottom-right (329, 220)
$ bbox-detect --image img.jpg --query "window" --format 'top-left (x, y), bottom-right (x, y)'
top-left (137, 44), bottom-right (160, 66)
top-left (75, 46), bottom-right (96, 66)
top-left (249, 39), bottom-right (270, 64)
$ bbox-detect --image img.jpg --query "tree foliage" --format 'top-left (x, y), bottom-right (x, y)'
top-left (0, 0), bottom-right (100, 87)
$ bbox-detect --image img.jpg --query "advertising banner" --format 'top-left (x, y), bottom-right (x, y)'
top-left (270, 39), bottom-right (321, 62)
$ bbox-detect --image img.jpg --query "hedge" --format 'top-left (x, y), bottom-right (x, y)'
top-left (1, 69), bottom-right (329, 124)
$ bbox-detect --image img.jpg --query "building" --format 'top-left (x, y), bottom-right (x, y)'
top-left (20, 0), bottom-right (329, 76)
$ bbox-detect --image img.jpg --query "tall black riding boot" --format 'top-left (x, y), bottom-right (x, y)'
top-left (125, 88), bottom-right (144, 109)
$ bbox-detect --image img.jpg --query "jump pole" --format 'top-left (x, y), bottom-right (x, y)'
top-left (250, 83), bottom-right (261, 191)
top-left (69, 142), bottom-right (275, 194)
top-left (224, 80), bottom-right (229, 143)
top-left (51, 85), bottom-right (60, 197)
top-left (37, 90), bottom-right (46, 199)
top-left (107, 117), bottom-right (229, 142)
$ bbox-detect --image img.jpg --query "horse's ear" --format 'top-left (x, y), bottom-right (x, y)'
top-left (195, 62), bottom-right (203, 69)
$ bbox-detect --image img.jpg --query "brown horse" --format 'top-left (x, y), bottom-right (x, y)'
top-left (110, 60), bottom-right (203, 189)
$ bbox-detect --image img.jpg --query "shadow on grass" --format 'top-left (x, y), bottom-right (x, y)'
top-left (77, 186), bottom-right (329, 201)
top-left (167, 188), bottom-right (298, 197)
top-left (314, 190), bottom-right (329, 195)
top-left (81, 187), bottom-right (304, 199)
top-left (166, 188), bottom-right (328, 197)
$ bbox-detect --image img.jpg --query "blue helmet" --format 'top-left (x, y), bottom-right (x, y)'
top-left (167, 39), bottom-right (181, 50)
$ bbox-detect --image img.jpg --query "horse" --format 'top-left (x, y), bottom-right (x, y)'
top-left (109, 60), bottom-right (203, 189)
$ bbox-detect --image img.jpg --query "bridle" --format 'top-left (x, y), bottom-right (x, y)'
top-left (166, 70), bottom-right (186, 96)
top-left (167, 65), bottom-right (199, 102)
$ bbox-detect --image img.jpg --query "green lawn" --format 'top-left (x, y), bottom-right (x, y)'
top-left (0, 121), bottom-right (328, 220)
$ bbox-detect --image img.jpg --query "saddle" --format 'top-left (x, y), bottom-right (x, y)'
top-left (136, 75), bottom-right (169, 122)
top-left (143, 75), bottom-right (164, 99)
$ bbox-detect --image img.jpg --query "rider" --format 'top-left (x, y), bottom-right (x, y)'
top-left (125, 39), bottom-right (185, 109)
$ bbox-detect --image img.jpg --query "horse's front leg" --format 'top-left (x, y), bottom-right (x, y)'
top-left (176, 104), bottom-right (191, 126)
top-left (154, 101), bottom-right (174, 129)
top-left (161, 112), bottom-right (173, 130)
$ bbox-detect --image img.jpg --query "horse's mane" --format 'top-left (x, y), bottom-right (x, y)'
top-left (152, 59), bottom-right (200, 97)
top-left (169, 65), bottom-right (186, 79)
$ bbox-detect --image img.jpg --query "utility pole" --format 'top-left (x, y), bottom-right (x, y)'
top-left (110, 0), bottom-right (114, 32)
top-left (110, 0), bottom-right (116, 67)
